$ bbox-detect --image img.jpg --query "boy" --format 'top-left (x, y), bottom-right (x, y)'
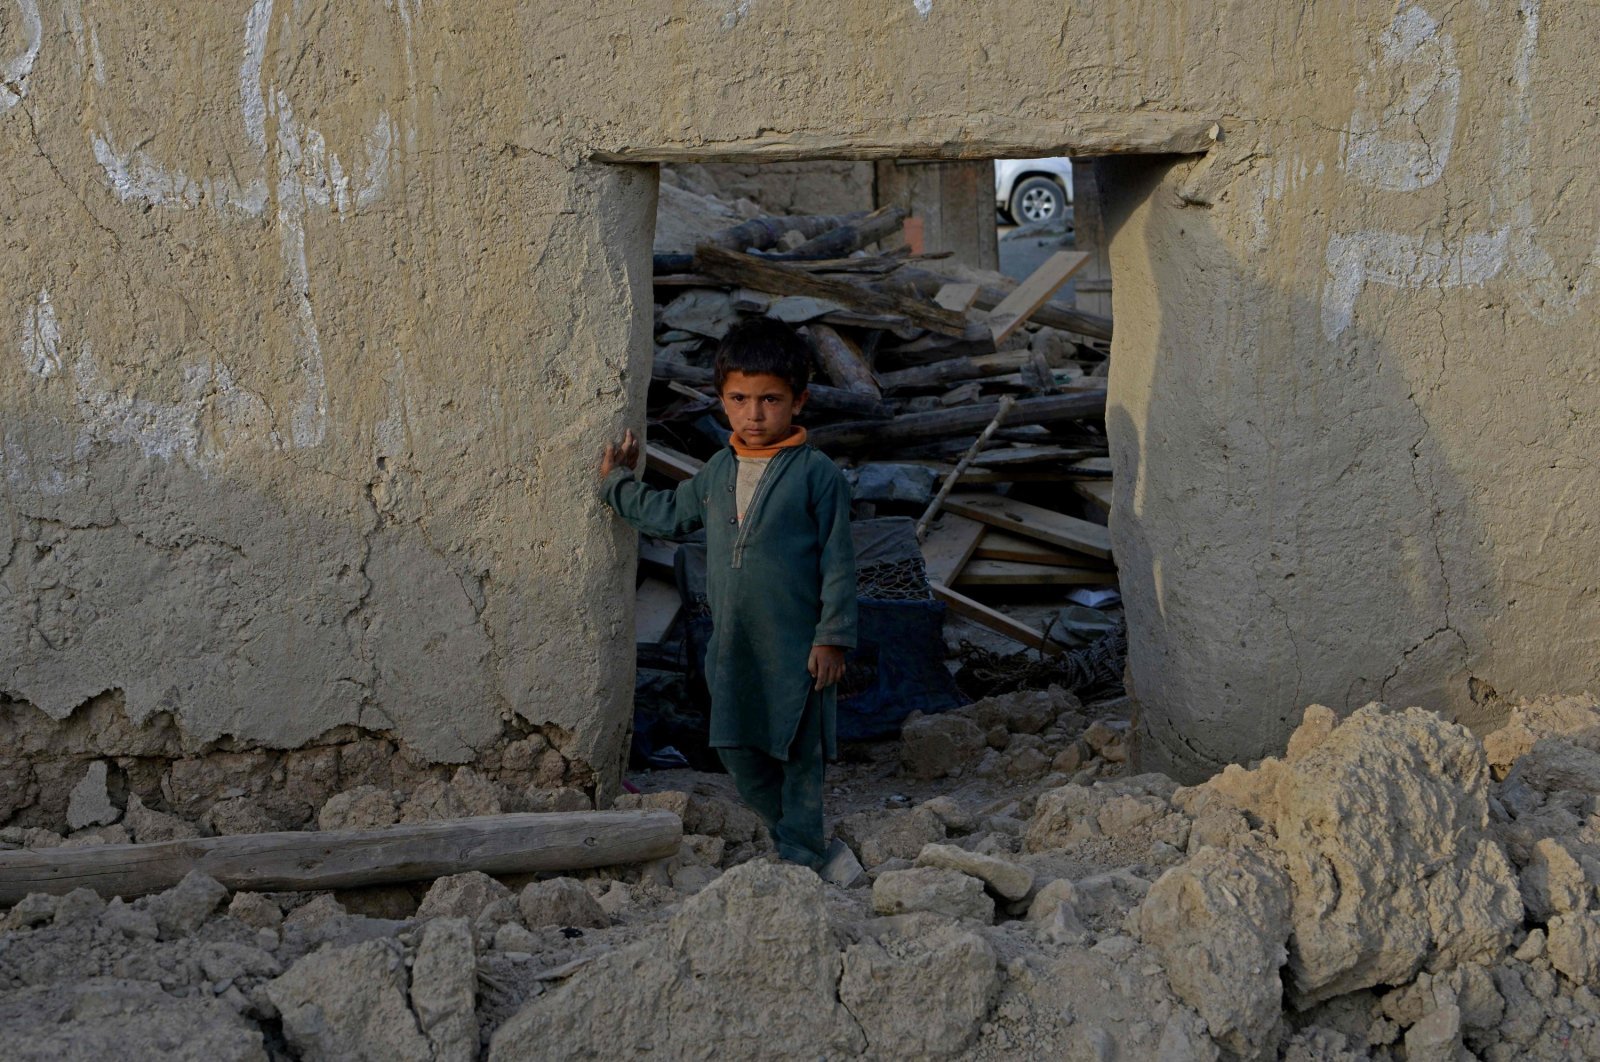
top-left (598, 318), bottom-right (856, 873)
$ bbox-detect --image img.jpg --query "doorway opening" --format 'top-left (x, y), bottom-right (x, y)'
top-left (625, 155), bottom-right (1127, 780)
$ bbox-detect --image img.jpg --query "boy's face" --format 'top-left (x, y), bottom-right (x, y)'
top-left (719, 371), bottom-right (807, 445)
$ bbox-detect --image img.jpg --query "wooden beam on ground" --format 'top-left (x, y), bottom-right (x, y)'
top-left (944, 495), bottom-right (1114, 560)
top-left (0, 811), bottom-right (684, 903)
top-left (931, 583), bottom-right (1064, 655)
top-left (693, 246), bottom-right (970, 337)
top-left (807, 323), bottom-right (881, 399)
top-left (808, 389), bottom-right (1105, 451)
top-left (954, 559), bottom-right (1115, 588)
top-left (645, 443), bottom-right (703, 482)
top-left (987, 251), bottom-right (1091, 345)
top-left (974, 529), bottom-right (1115, 569)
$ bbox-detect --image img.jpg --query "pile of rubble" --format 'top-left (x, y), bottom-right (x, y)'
top-left (637, 179), bottom-right (1122, 684)
top-left (7, 690), bottom-right (1600, 1058)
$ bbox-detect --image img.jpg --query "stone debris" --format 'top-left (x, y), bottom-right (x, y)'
top-left (839, 925), bottom-right (999, 1058)
top-left (1138, 845), bottom-right (1292, 1057)
top-left (65, 761), bottom-right (118, 830)
top-left (872, 866), bottom-right (995, 922)
top-left (267, 938), bottom-right (433, 1062)
top-left (488, 862), bottom-right (867, 1060)
top-left (410, 918), bottom-right (478, 1062)
top-left (317, 785), bottom-right (400, 831)
top-left (146, 870), bottom-right (229, 940)
top-left (1201, 704), bottom-right (1523, 1004)
top-left (913, 842), bottom-right (1033, 901)
top-left (11, 691), bottom-right (1600, 1059)
top-left (416, 871), bottom-right (512, 923)
top-left (518, 877), bottom-right (609, 930)
top-left (124, 793), bottom-right (201, 843)
top-left (835, 806), bottom-right (946, 868)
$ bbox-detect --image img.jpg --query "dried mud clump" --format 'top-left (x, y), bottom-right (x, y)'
top-left (8, 692), bottom-right (1600, 1059)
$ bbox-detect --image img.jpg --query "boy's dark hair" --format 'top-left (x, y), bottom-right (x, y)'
top-left (712, 317), bottom-right (815, 396)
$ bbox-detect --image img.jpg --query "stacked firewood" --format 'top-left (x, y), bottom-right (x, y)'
top-left (636, 205), bottom-right (1119, 657)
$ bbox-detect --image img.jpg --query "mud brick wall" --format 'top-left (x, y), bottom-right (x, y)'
top-left (4, 1), bottom-right (1597, 799)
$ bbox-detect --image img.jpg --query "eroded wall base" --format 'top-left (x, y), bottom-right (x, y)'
top-left (0, 691), bottom-right (600, 836)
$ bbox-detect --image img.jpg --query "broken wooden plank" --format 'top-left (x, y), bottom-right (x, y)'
top-left (635, 577), bottom-right (682, 644)
top-left (987, 250), bottom-right (1091, 345)
top-left (918, 512), bottom-right (986, 586)
top-left (1072, 479), bottom-right (1115, 515)
top-left (916, 396), bottom-right (1014, 541)
top-left (808, 389), bottom-right (1106, 451)
top-left (874, 265), bottom-right (1113, 341)
top-left (877, 351), bottom-right (1030, 391)
top-left (971, 445), bottom-right (1083, 468)
top-left (953, 559), bottom-right (1114, 587)
top-left (645, 443), bottom-right (704, 482)
top-left (693, 246), bottom-right (970, 337)
top-left (918, 465), bottom-right (1074, 486)
top-left (944, 495), bottom-right (1114, 560)
top-left (933, 282), bottom-right (981, 313)
top-left (807, 323), bottom-right (882, 399)
top-left (0, 811), bottom-right (684, 903)
top-left (652, 360), bottom-right (889, 418)
top-left (701, 211), bottom-right (870, 254)
top-left (931, 583), bottom-right (1064, 655)
top-left (974, 529), bottom-right (1115, 569)
top-left (762, 205), bottom-right (908, 261)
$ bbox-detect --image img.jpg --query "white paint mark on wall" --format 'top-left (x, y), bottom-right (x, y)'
top-left (1497, 0), bottom-right (1600, 322)
top-left (1322, 227), bottom-right (1509, 340)
top-left (0, 0), bottom-right (43, 114)
top-left (1246, 152), bottom-right (1320, 252)
top-left (21, 289), bottom-right (61, 377)
top-left (59, 0), bottom-right (420, 458)
top-left (708, 0), bottom-right (753, 29)
top-left (1322, 0), bottom-right (1600, 335)
top-left (1342, 4), bottom-right (1460, 192)
top-left (273, 90), bottom-right (329, 450)
top-left (241, 0), bottom-right (273, 154)
top-left (913, 0), bottom-right (934, 17)
top-left (90, 130), bottom-right (271, 215)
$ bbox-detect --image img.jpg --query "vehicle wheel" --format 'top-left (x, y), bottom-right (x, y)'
top-left (1009, 176), bottom-right (1066, 225)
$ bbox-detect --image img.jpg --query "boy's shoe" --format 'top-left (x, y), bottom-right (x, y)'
top-left (818, 838), bottom-right (865, 888)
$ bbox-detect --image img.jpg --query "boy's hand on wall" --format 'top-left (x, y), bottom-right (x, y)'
top-left (601, 428), bottom-right (641, 479)
top-left (808, 645), bottom-right (847, 691)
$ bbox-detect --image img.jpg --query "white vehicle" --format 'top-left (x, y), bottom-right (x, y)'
top-left (994, 158), bottom-right (1073, 225)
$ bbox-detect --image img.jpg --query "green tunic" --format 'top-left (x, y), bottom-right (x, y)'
top-left (601, 444), bottom-right (857, 760)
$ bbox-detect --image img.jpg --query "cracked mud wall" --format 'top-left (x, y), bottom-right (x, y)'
top-left (4, 0), bottom-right (1599, 796)
top-left (1101, 2), bottom-right (1600, 777)
top-left (0, 1), bottom-right (653, 804)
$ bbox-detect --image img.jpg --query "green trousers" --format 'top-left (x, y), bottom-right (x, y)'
top-left (717, 689), bottom-right (827, 869)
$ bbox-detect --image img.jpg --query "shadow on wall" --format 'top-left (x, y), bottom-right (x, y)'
top-left (1098, 155), bottom-right (1491, 781)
